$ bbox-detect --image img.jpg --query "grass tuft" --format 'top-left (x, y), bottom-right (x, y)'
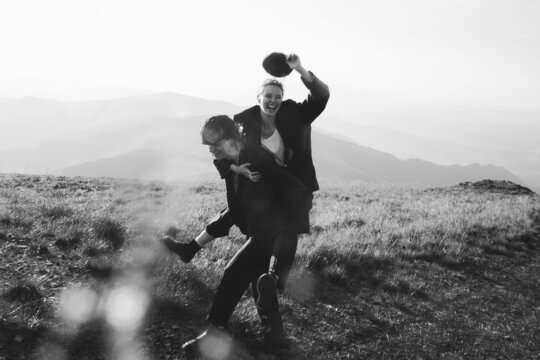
top-left (40, 204), bottom-right (74, 220)
top-left (306, 244), bottom-right (342, 271)
top-left (91, 217), bottom-right (126, 250)
top-left (2, 282), bottom-right (43, 303)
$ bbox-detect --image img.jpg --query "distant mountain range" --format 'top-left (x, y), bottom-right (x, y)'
top-left (0, 93), bottom-right (525, 187)
top-left (312, 131), bottom-right (520, 186)
top-left (316, 109), bottom-right (540, 189)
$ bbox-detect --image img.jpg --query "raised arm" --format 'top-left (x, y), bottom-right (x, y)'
top-left (286, 54), bottom-right (330, 124)
top-left (287, 54), bottom-right (314, 83)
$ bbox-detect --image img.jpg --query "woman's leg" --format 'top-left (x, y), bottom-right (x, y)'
top-left (269, 230), bottom-right (298, 291)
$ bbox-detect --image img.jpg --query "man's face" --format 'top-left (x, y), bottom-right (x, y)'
top-left (202, 127), bottom-right (227, 160)
top-left (208, 139), bottom-right (228, 160)
top-left (258, 85), bottom-right (283, 116)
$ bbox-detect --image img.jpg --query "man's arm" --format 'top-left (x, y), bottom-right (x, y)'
top-left (213, 159), bottom-right (233, 179)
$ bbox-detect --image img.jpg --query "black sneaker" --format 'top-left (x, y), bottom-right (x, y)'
top-left (256, 272), bottom-right (279, 312)
top-left (182, 325), bottom-right (232, 359)
top-left (160, 236), bottom-right (201, 263)
top-left (263, 310), bottom-right (289, 344)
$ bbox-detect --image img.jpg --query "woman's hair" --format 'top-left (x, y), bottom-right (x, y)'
top-left (258, 79), bottom-right (284, 97)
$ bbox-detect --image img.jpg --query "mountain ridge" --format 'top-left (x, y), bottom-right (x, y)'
top-left (0, 93), bottom-right (526, 187)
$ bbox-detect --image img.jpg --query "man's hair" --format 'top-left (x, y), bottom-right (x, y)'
top-left (258, 79), bottom-right (284, 97)
top-left (201, 115), bottom-right (241, 145)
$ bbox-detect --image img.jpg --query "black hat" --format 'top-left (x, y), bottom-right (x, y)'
top-left (262, 52), bottom-right (292, 77)
top-left (201, 115), bottom-right (241, 145)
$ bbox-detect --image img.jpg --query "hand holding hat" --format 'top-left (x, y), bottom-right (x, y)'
top-left (262, 52), bottom-right (294, 77)
top-left (285, 53), bottom-right (302, 71)
top-left (262, 52), bottom-right (314, 82)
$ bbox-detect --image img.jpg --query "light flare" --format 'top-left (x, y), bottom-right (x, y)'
top-left (59, 287), bottom-right (98, 324)
top-left (103, 285), bottom-right (150, 332)
top-left (198, 332), bottom-right (233, 360)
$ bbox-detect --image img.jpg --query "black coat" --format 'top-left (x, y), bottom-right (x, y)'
top-left (211, 143), bottom-right (310, 239)
top-left (233, 73), bottom-right (330, 192)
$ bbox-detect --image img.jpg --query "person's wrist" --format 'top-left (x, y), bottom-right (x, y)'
top-left (294, 65), bottom-right (306, 73)
top-left (299, 68), bottom-right (313, 82)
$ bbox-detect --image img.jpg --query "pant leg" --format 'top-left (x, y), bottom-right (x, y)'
top-left (270, 231), bottom-right (298, 291)
top-left (205, 207), bottom-right (235, 238)
top-left (207, 236), bottom-right (271, 327)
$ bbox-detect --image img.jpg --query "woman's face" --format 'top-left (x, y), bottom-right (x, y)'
top-left (258, 85), bottom-right (283, 117)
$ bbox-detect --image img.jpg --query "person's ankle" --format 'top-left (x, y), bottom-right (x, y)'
top-left (268, 270), bottom-right (279, 282)
top-left (190, 238), bottom-right (202, 249)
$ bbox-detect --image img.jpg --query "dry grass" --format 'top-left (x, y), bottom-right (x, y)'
top-left (0, 174), bottom-right (539, 360)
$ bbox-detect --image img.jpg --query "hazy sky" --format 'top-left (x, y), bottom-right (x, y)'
top-left (1, 0), bottom-right (539, 116)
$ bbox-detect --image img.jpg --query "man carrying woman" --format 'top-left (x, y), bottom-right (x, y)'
top-left (177, 115), bottom-right (310, 356)
top-left (164, 53), bottom-right (330, 293)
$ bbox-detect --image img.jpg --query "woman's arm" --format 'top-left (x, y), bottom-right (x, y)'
top-left (286, 54), bottom-right (330, 124)
top-left (230, 163), bottom-right (261, 182)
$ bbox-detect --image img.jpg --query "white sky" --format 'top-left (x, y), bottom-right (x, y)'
top-left (1, 0), bottom-right (539, 116)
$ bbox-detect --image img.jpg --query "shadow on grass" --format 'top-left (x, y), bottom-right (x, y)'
top-left (148, 297), bottom-right (189, 322)
top-left (479, 232), bottom-right (538, 257)
top-left (0, 318), bottom-right (111, 360)
top-left (411, 252), bottom-right (512, 289)
top-left (64, 319), bottom-right (110, 360)
top-left (412, 230), bottom-right (539, 283)
top-left (295, 249), bottom-right (429, 301)
top-left (505, 233), bottom-right (538, 251)
top-left (0, 320), bottom-right (44, 360)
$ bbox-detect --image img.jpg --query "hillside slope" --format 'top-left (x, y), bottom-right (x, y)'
top-left (1, 174), bottom-right (539, 359)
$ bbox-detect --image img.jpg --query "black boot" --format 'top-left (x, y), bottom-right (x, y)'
top-left (262, 310), bottom-right (289, 348)
top-left (256, 273), bottom-right (289, 348)
top-left (161, 236), bottom-right (201, 263)
top-left (258, 306), bottom-right (289, 349)
top-left (256, 272), bottom-right (278, 313)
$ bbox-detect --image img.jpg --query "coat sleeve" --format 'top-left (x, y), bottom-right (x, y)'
top-left (297, 72), bottom-right (330, 125)
top-left (213, 159), bottom-right (233, 179)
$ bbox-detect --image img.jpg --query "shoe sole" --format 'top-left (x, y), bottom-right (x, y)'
top-left (257, 273), bottom-right (278, 311)
top-left (161, 237), bottom-right (194, 263)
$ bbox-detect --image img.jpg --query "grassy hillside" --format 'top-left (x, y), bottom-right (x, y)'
top-left (1, 174), bottom-right (539, 360)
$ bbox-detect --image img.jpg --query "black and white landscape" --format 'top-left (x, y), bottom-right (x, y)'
top-left (0, 93), bottom-right (530, 189)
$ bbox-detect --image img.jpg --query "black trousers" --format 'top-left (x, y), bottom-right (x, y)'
top-left (271, 231), bottom-right (298, 291)
top-left (207, 235), bottom-right (273, 327)
top-left (206, 209), bottom-right (301, 292)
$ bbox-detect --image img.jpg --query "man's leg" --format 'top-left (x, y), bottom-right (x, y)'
top-left (183, 237), bottom-right (270, 354)
top-left (206, 238), bottom-right (266, 326)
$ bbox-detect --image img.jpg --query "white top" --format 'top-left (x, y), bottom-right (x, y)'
top-left (261, 129), bottom-right (285, 166)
